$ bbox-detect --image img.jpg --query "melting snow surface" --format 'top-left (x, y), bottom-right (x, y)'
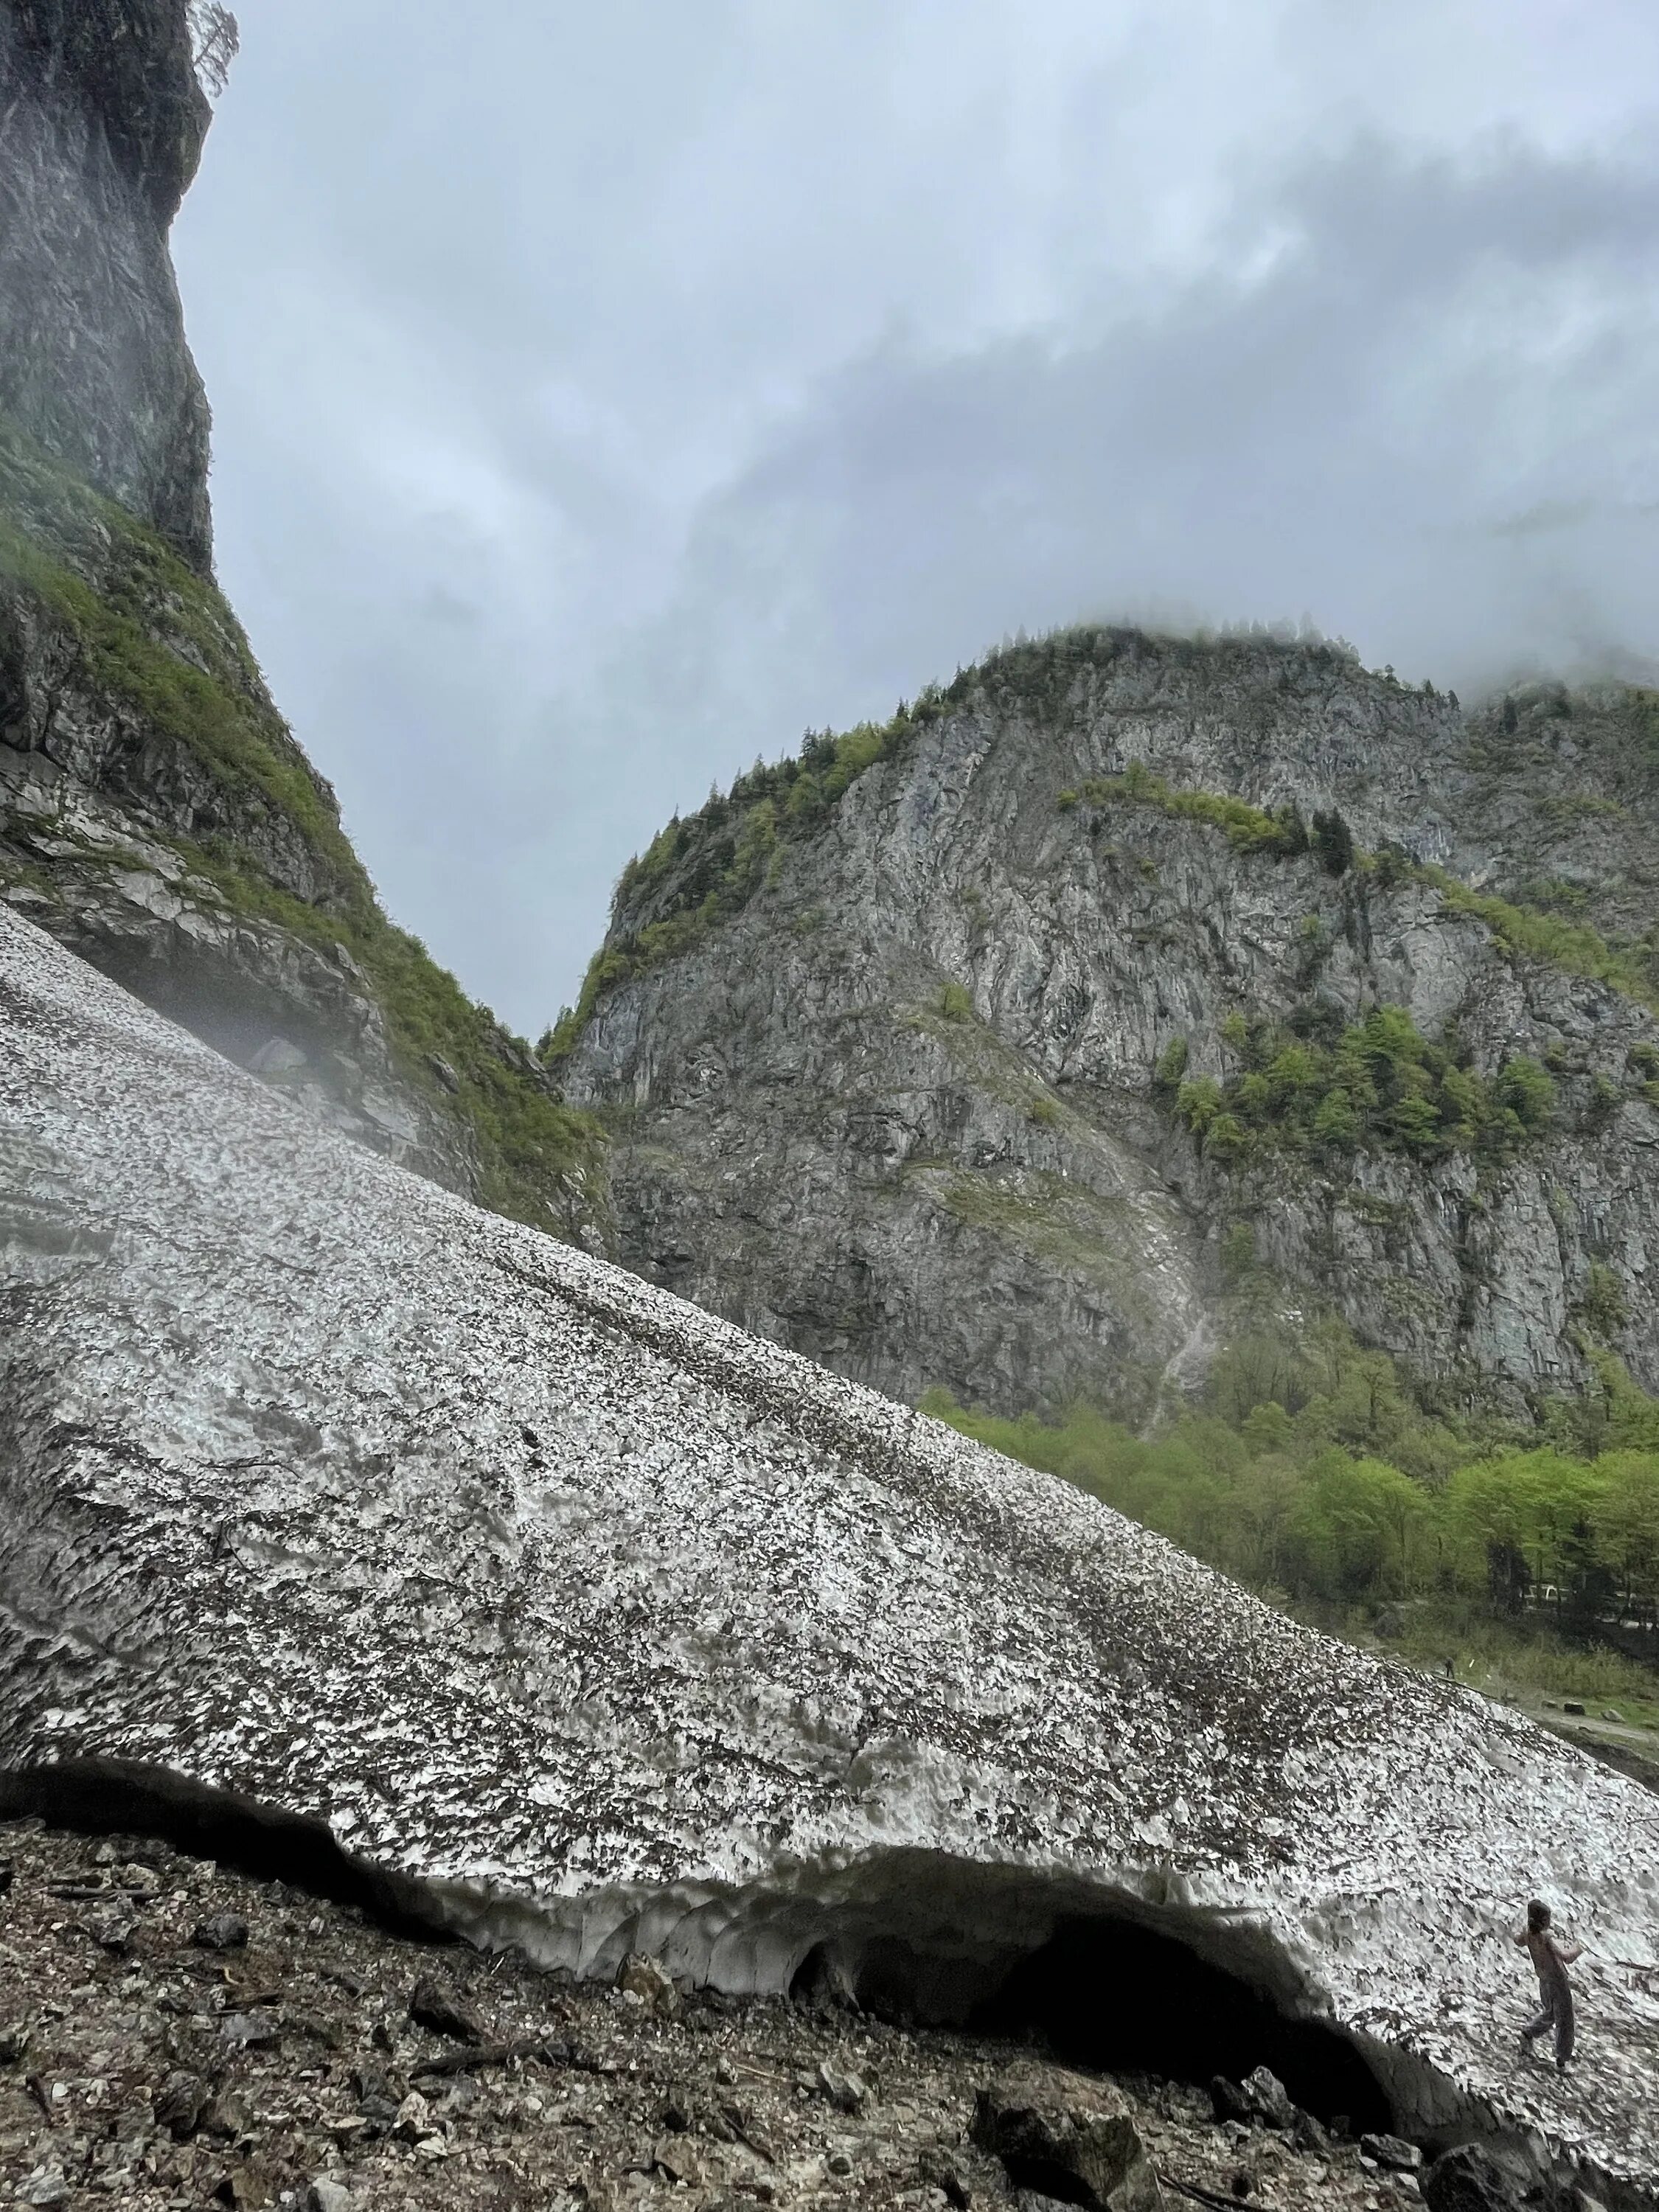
top-left (1, 910), bottom-right (1656, 2189)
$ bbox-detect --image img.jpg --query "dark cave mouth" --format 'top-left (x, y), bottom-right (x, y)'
top-left (0, 1758), bottom-right (448, 1939)
top-left (981, 1913), bottom-right (1392, 2130)
top-left (793, 1907), bottom-right (1393, 2135)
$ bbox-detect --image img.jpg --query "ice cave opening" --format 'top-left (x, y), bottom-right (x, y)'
top-left (782, 1863), bottom-right (1397, 2133)
top-left (965, 1913), bottom-right (1391, 2130)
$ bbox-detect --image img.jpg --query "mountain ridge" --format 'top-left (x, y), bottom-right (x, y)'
top-left (4, 900), bottom-right (1658, 2200)
top-left (560, 623), bottom-right (1659, 1416)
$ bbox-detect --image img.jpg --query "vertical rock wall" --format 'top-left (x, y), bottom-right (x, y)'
top-left (0, 1), bottom-right (608, 1241)
top-left (561, 637), bottom-right (1659, 1413)
top-left (0, 0), bottom-right (214, 569)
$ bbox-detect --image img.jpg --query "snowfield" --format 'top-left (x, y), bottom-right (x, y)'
top-left (1, 908), bottom-right (1656, 2195)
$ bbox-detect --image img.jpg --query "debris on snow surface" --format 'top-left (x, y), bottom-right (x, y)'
top-left (1, 910), bottom-right (1658, 2200)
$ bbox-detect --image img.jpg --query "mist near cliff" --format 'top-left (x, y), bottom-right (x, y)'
top-left (175, 0), bottom-right (1659, 1032)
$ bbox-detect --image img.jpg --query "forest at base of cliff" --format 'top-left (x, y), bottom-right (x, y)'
top-left (928, 1305), bottom-right (1659, 1723)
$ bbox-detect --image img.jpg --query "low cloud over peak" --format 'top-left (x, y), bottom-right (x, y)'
top-left (178, 3), bottom-right (1659, 1029)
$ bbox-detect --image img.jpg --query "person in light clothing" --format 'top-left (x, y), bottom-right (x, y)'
top-left (1516, 1899), bottom-right (1582, 2071)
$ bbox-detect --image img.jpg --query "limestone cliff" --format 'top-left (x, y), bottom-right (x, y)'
top-left (0, 0), bottom-right (212, 569)
top-left (0, 0), bottom-right (605, 1237)
top-left (560, 628), bottom-right (1659, 1416)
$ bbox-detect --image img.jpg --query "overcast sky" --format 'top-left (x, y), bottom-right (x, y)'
top-left (173, 0), bottom-right (1659, 1035)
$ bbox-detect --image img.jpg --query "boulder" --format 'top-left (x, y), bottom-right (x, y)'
top-left (153, 2068), bottom-right (212, 2140)
top-left (1422, 2145), bottom-right (1523, 2212)
top-left (192, 1910), bottom-right (248, 1950)
top-left (1210, 2068), bottom-right (1299, 2130)
top-left (815, 2059), bottom-right (867, 2113)
top-left (249, 1034), bottom-right (307, 1077)
top-left (408, 1974), bottom-right (484, 2043)
top-left (13, 2168), bottom-right (69, 2209)
top-left (1360, 2132), bottom-right (1425, 2172)
top-left (618, 1951), bottom-right (680, 2017)
top-left (1239, 2067), bottom-right (1298, 2129)
top-left (973, 2062), bottom-right (1161, 2211)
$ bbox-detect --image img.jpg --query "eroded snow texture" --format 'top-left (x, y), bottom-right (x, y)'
top-left (1, 911), bottom-right (1656, 2191)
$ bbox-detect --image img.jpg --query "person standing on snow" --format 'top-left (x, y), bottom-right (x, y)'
top-left (1516, 1899), bottom-right (1582, 2071)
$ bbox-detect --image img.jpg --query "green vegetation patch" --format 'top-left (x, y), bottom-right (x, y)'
top-left (935, 1168), bottom-right (1146, 1290)
top-left (1161, 1002), bottom-right (1554, 1162)
top-left (925, 1317), bottom-right (1659, 1702)
top-left (1532, 795), bottom-right (1627, 827)
top-left (1424, 866), bottom-right (1659, 1013)
top-left (0, 415), bottom-right (366, 905)
top-left (1071, 762), bottom-right (1308, 855)
top-left (1066, 760), bottom-right (1360, 873)
top-left (1068, 750), bottom-right (1659, 1018)
top-left (176, 842), bottom-right (603, 1228)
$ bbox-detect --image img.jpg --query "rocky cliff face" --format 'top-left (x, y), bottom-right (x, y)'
top-left (4, 906), bottom-right (1658, 2199)
top-left (0, 1), bottom-right (605, 1238)
top-left (0, 0), bottom-right (213, 571)
top-left (561, 628), bottom-right (1659, 1416)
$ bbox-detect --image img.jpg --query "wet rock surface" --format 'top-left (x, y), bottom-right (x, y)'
top-left (0, 0), bottom-right (214, 568)
top-left (0, 1817), bottom-right (1509, 2212)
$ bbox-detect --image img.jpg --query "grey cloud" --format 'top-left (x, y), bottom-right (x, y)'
top-left (1490, 498), bottom-right (1659, 540)
top-left (576, 137), bottom-right (1659, 826)
top-left (174, 8), bottom-right (1659, 1034)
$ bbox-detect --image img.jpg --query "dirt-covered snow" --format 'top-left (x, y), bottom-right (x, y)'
top-left (1, 909), bottom-right (1656, 2198)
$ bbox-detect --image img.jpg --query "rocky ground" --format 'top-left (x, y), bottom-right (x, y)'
top-left (0, 1815), bottom-right (1592, 2212)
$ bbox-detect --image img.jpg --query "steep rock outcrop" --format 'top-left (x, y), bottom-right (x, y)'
top-left (561, 630), bottom-right (1659, 1413)
top-left (0, 0), bottom-right (212, 569)
top-left (0, 415), bottom-right (605, 1236)
top-left (0, 3), bottom-right (606, 1238)
top-left (3, 908), bottom-right (1658, 2199)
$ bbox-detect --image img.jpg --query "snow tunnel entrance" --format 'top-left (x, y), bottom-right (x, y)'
top-left (13, 1766), bottom-right (1395, 2135)
top-left (788, 1873), bottom-right (1394, 2136)
top-left (966, 1913), bottom-right (1391, 2130)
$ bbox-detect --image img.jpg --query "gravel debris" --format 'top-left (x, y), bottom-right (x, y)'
top-left (0, 1817), bottom-right (1458, 2212)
